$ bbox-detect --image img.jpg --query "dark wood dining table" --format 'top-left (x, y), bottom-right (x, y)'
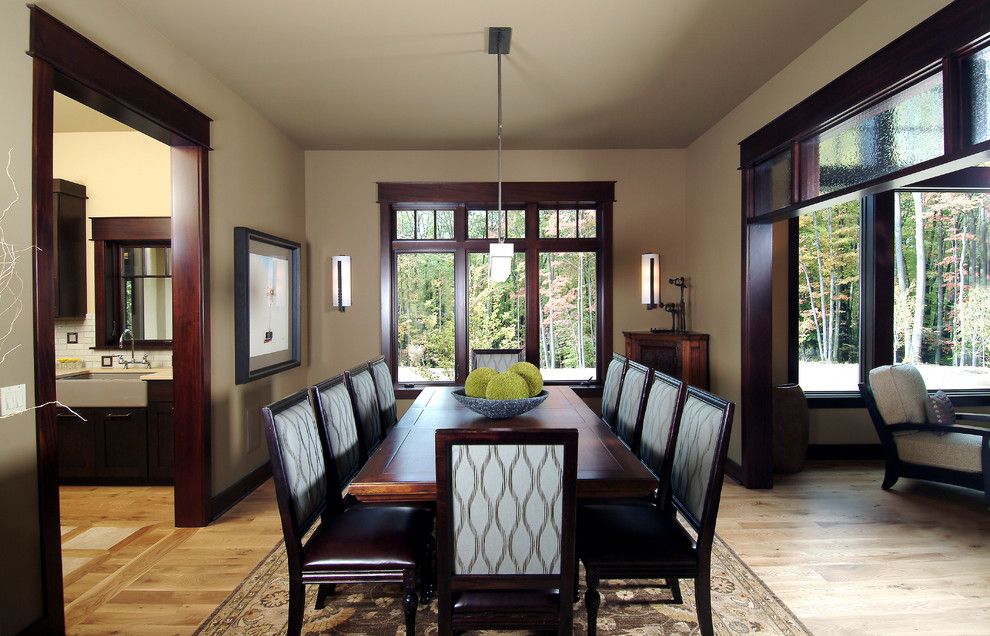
top-left (346, 386), bottom-right (658, 502)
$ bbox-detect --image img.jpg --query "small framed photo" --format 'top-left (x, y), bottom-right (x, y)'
top-left (234, 227), bottom-right (302, 385)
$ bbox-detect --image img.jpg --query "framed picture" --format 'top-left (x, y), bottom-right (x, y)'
top-left (234, 227), bottom-right (301, 384)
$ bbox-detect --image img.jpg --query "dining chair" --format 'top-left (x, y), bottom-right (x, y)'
top-left (638, 370), bottom-right (688, 503)
top-left (577, 387), bottom-right (734, 636)
top-left (435, 428), bottom-right (578, 635)
top-left (368, 356), bottom-right (398, 432)
top-left (345, 362), bottom-right (384, 457)
top-left (470, 347), bottom-right (524, 372)
top-left (310, 374), bottom-right (363, 485)
top-left (600, 352), bottom-right (627, 428)
top-left (262, 388), bottom-right (433, 636)
top-left (613, 360), bottom-right (651, 453)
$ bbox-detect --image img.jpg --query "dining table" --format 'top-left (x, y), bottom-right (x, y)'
top-left (346, 385), bottom-right (659, 502)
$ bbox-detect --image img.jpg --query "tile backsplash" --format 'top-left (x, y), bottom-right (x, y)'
top-left (55, 314), bottom-right (172, 368)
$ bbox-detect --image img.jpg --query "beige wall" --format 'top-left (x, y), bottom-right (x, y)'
top-left (684, 0), bottom-right (953, 462)
top-left (304, 149), bottom-right (686, 388)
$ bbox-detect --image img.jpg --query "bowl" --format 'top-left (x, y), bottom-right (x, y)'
top-left (451, 389), bottom-right (549, 419)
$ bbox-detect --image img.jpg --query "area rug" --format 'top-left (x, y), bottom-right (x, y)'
top-left (195, 533), bottom-right (808, 636)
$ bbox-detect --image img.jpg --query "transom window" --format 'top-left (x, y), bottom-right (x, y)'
top-left (379, 182), bottom-right (614, 392)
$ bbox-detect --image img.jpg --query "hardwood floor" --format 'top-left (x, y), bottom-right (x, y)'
top-left (59, 462), bottom-right (989, 635)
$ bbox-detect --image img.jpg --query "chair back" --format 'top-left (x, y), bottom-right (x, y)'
top-left (369, 356), bottom-right (398, 431)
top-left (638, 370), bottom-right (687, 495)
top-left (614, 360), bottom-right (651, 452)
top-left (471, 348), bottom-right (524, 372)
top-left (346, 363), bottom-right (384, 457)
top-left (435, 428), bottom-right (577, 619)
top-left (262, 388), bottom-right (330, 559)
top-left (311, 374), bottom-right (363, 488)
top-left (669, 387), bottom-right (734, 554)
top-left (600, 352), bottom-right (627, 427)
top-left (867, 364), bottom-right (929, 425)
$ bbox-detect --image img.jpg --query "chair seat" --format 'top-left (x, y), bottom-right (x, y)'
top-left (453, 589), bottom-right (560, 613)
top-left (302, 504), bottom-right (432, 571)
top-left (895, 431), bottom-right (983, 473)
top-left (577, 502), bottom-right (697, 568)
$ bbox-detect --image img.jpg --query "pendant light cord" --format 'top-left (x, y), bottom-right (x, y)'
top-left (497, 32), bottom-right (504, 244)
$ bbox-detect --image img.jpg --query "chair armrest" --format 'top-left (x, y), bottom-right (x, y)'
top-left (887, 423), bottom-right (990, 438)
top-left (955, 412), bottom-right (990, 423)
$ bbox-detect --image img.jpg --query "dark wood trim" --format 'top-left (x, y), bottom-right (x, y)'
top-left (739, 0), bottom-right (990, 165)
top-left (861, 193), bottom-right (895, 380)
top-left (209, 462), bottom-right (272, 521)
top-left (27, 5), bottom-right (211, 147)
top-left (723, 458), bottom-right (743, 484)
top-left (786, 216), bottom-right (799, 383)
top-left (806, 444), bottom-right (884, 460)
top-left (378, 181), bottom-right (615, 204)
top-left (17, 615), bottom-right (51, 636)
top-left (91, 216), bottom-right (171, 241)
top-left (905, 165), bottom-right (990, 189)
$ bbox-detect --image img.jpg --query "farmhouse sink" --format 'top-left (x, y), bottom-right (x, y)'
top-left (56, 372), bottom-right (149, 407)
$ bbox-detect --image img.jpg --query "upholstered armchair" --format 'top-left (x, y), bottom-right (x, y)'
top-left (860, 364), bottom-right (990, 504)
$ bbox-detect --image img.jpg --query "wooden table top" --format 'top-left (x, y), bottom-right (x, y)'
top-left (346, 386), bottom-right (658, 502)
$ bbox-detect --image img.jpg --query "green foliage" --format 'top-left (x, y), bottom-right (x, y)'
top-left (509, 361), bottom-right (543, 396)
top-left (465, 367), bottom-right (497, 397)
top-left (484, 371), bottom-right (530, 400)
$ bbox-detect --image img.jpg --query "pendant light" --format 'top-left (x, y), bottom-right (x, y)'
top-left (488, 26), bottom-right (513, 283)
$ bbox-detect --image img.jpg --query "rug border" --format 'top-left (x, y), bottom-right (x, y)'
top-left (192, 539), bottom-right (286, 635)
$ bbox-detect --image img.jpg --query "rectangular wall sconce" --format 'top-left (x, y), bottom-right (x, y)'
top-left (331, 255), bottom-right (351, 311)
top-left (641, 253), bottom-right (661, 309)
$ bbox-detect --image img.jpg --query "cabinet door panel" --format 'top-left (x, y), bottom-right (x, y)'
top-left (640, 344), bottom-right (681, 377)
top-left (96, 409), bottom-right (148, 478)
top-left (148, 404), bottom-right (174, 480)
top-left (57, 409), bottom-right (96, 479)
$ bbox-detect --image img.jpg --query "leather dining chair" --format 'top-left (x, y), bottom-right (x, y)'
top-left (577, 387), bottom-right (734, 636)
top-left (435, 428), bottom-right (578, 635)
top-left (262, 388), bottom-right (433, 636)
top-left (310, 374), bottom-right (363, 485)
top-left (600, 352), bottom-right (628, 428)
top-left (613, 360), bottom-right (651, 453)
top-left (345, 362), bottom-right (384, 457)
top-left (368, 356), bottom-right (398, 432)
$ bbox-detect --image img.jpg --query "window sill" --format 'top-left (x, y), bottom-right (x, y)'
top-left (806, 390), bottom-right (990, 409)
top-left (394, 382), bottom-right (604, 400)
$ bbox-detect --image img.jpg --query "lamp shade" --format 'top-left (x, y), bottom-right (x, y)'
top-left (331, 255), bottom-right (351, 310)
top-left (489, 242), bottom-right (514, 282)
top-left (641, 253), bottom-right (660, 308)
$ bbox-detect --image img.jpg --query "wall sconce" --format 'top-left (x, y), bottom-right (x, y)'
top-left (641, 253), bottom-right (661, 309)
top-left (331, 255), bottom-right (351, 312)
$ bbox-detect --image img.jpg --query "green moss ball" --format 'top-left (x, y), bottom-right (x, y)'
top-left (509, 361), bottom-right (544, 397)
top-left (484, 371), bottom-right (531, 400)
top-left (465, 367), bottom-right (498, 397)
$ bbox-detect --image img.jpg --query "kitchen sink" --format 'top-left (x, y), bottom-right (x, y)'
top-left (56, 372), bottom-right (149, 407)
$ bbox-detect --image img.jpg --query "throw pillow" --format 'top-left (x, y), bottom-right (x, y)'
top-left (925, 390), bottom-right (956, 426)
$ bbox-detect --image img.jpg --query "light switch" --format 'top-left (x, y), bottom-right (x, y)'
top-left (1, 384), bottom-right (27, 417)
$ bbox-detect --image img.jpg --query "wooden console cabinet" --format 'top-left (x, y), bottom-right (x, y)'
top-left (623, 330), bottom-right (710, 390)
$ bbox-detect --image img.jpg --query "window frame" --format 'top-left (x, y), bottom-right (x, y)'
top-left (378, 182), bottom-right (614, 398)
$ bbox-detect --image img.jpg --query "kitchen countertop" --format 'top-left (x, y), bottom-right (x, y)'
top-left (55, 367), bottom-right (173, 381)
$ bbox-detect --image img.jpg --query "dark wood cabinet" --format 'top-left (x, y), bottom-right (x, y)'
top-left (53, 179), bottom-right (87, 318)
top-left (624, 330), bottom-right (710, 390)
top-left (96, 409), bottom-right (148, 478)
top-left (56, 408), bottom-right (97, 479)
top-left (147, 380), bottom-right (174, 480)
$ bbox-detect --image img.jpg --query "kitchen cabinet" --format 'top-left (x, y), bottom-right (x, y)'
top-left (53, 178), bottom-right (87, 318)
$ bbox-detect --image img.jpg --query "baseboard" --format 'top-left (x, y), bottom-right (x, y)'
top-left (209, 461), bottom-right (271, 522)
top-left (16, 615), bottom-right (50, 636)
top-left (724, 458), bottom-right (743, 484)
top-left (807, 443), bottom-right (884, 460)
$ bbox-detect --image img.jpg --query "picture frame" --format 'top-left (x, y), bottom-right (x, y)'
top-left (234, 227), bottom-right (301, 384)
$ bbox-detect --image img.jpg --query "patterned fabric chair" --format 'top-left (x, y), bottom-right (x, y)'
top-left (345, 363), bottom-right (384, 458)
top-left (600, 352), bottom-right (627, 428)
top-left (638, 370), bottom-right (688, 502)
top-left (262, 389), bottom-right (433, 636)
top-left (470, 347), bottom-right (524, 372)
top-left (435, 428), bottom-right (578, 635)
top-left (311, 374), bottom-right (363, 486)
top-left (578, 387), bottom-right (734, 636)
top-left (614, 360), bottom-right (651, 453)
top-left (860, 364), bottom-right (990, 503)
top-left (368, 356), bottom-right (398, 432)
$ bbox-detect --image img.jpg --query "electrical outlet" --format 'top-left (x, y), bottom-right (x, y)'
top-left (1, 384), bottom-right (27, 417)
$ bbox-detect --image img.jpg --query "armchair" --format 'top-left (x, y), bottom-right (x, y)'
top-left (860, 364), bottom-right (990, 504)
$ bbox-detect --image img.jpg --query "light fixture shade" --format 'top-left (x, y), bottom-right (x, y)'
top-left (331, 255), bottom-right (351, 310)
top-left (641, 253), bottom-right (660, 308)
top-left (489, 242), bottom-right (514, 283)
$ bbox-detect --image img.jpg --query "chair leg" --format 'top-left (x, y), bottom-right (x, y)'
top-left (421, 534), bottom-right (436, 602)
top-left (695, 571), bottom-right (713, 636)
top-left (403, 569), bottom-right (419, 635)
top-left (573, 563), bottom-right (581, 602)
top-left (287, 576), bottom-right (305, 636)
top-left (881, 462), bottom-right (899, 490)
top-left (666, 577), bottom-right (682, 604)
top-left (584, 567), bottom-right (601, 636)
top-left (314, 583), bottom-right (335, 609)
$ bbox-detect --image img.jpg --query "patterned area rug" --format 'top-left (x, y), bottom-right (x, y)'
top-left (195, 534), bottom-right (809, 635)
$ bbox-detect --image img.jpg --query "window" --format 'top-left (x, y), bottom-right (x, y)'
top-left (381, 182), bottom-right (613, 390)
top-left (797, 202), bottom-right (861, 392)
top-left (893, 191), bottom-right (990, 389)
top-left (119, 245), bottom-right (173, 341)
top-left (964, 44), bottom-right (990, 144)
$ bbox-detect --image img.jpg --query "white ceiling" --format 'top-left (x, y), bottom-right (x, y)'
top-left (119, 0), bottom-right (867, 150)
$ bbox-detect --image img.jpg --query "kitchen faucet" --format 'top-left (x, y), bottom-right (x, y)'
top-left (117, 328), bottom-right (150, 369)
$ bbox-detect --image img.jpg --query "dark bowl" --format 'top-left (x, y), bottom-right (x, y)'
top-left (451, 389), bottom-right (549, 419)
